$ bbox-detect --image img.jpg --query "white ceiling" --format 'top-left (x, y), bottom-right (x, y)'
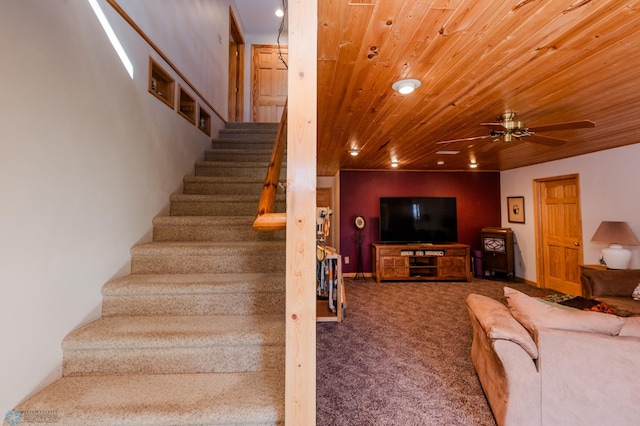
top-left (234, 0), bottom-right (287, 37)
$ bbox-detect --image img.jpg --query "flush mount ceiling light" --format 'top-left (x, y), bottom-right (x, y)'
top-left (275, 8), bottom-right (284, 17)
top-left (392, 79), bottom-right (421, 95)
top-left (348, 149), bottom-right (360, 156)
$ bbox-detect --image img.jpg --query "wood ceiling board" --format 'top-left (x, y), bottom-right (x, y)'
top-left (316, 0), bottom-right (640, 174)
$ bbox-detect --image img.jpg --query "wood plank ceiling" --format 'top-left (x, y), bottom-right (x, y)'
top-left (316, 0), bottom-right (640, 175)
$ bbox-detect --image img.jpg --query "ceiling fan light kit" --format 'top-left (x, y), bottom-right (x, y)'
top-left (392, 79), bottom-right (421, 95)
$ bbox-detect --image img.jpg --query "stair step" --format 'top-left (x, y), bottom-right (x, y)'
top-left (211, 138), bottom-right (276, 150)
top-left (11, 370), bottom-right (283, 425)
top-left (195, 161), bottom-right (286, 178)
top-left (225, 122), bottom-right (279, 130)
top-left (62, 314), bottom-right (284, 376)
top-left (153, 216), bottom-right (285, 242)
top-left (130, 241), bottom-right (285, 274)
top-left (170, 194), bottom-right (285, 216)
top-left (204, 148), bottom-right (279, 163)
top-left (218, 128), bottom-right (277, 139)
top-left (102, 273), bottom-right (285, 316)
top-left (183, 175), bottom-right (264, 195)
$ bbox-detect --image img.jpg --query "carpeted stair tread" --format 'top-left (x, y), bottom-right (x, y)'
top-left (130, 241), bottom-right (285, 274)
top-left (170, 194), bottom-right (285, 216)
top-left (182, 176), bottom-right (265, 195)
top-left (10, 371), bottom-right (283, 425)
top-left (152, 216), bottom-right (285, 242)
top-left (63, 314), bottom-right (285, 350)
top-left (210, 140), bottom-right (277, 151)
top-left (131, 240), bottom-right (285, 255)
top-left (103, 273), bottom-right (285, 296)
top-left (225, 122), bottom-right (279, 129)
top-left (61, 315), bottom-right (285, 375)
top-left (101, 273), bottom-right (285, 316)
top-left (218, 131), bottom-right (277, 139)
top-left (195, 161), bottom-right (286, 178)
top-left (184, 175), bottom-right (264, 184)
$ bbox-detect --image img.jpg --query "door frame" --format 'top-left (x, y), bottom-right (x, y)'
top-left (228, 7), bottom-right (245, 122)
top-left (533, 173), bottom-right (584, 290)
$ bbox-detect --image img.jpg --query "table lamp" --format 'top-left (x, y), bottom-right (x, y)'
top-left (591, 221), bottom-right (640, 269)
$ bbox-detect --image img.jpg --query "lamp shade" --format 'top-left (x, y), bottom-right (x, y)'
top-left (591, 221), bottom-right (640, 269)
top-left (591, 221), bottom-right (640, 245)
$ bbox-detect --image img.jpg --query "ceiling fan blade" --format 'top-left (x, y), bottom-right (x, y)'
top-left (527, 133), bottom-right (567, 146)
top-left (528, 120), bottom-right (595, 133)
top-left (480, 122), bottom-right (506, 129)
top-left (436, 135), bottom-right (493, 144)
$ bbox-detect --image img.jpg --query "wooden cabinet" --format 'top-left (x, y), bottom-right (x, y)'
top-left (481, 227), bottom-right (515, 278)
top-left (371, 243), bottom-right (471, 283)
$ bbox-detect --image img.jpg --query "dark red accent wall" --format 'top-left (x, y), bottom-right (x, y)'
top-left (339, 170), bottom-right (501, 274)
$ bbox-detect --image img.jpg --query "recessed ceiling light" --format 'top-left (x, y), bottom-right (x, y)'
top-left (275, 8), bottom-right (284, 17)
top-left (391, 159), bottom-right (399, 168)
top-left (392, 79), bottom-right (421, 95)
top-left (469, 163), bottom-right (478, 169)
top-left (348, 149), bottom-right (360, 156)
top-left (437, 160), bottom-right (445, 165)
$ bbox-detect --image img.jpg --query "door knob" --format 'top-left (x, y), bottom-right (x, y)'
top-left (574, 242), bottom-right (580, 246)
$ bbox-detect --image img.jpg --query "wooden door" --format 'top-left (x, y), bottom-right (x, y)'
top-left (228, 9), bottom-right (244, 122)
top-left (251, 44), bottom-right (288, 122)
top-left (534, 174), bottom-right (584, 295)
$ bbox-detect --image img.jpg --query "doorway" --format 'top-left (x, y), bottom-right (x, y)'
top-left (251, 44), bottom-right (288, 122)
top-left (534, 174), bottom-right (584, 295)
top-left (228, 8), bottom-right (244, 122)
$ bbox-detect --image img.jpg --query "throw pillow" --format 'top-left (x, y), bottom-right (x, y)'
top-left (632, 283), bottom-right (640, 301)
top-left (504, 287), bottom-right (624, 336)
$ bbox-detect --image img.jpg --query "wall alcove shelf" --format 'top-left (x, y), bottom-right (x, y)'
top-left (148, 57), bottom-right (174, 108)
top-left (178, 85), bottom-right (196, 124)
top-left (198, 105), bottom-right (211, 136)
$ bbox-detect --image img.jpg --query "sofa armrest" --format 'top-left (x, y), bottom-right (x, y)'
top-left (466, 293), bottom-right (538, 359)
top-left (538, 328), bottom-right (640, 425)
top-left (466, 294), bottom-right (541, 426)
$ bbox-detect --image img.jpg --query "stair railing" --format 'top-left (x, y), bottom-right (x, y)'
top-left (253, 100), bottom-right (287, 231)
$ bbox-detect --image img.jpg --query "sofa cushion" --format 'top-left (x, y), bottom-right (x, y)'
top-left (466, 293), bottom-right (539, 359)
top-left (619, 316), bottom-right (640, 337)
top-left (504, 287), bottom-right (624, 336)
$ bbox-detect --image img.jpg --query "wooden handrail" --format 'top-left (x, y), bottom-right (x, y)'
top-left (253, 100), bottom-right (288, 231)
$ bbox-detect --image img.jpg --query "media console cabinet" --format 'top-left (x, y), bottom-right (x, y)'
top-left (371, 243), bottom-right (471, 283)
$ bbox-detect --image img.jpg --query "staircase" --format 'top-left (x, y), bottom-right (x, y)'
top-left (7, 123), bottom-right (287, 425)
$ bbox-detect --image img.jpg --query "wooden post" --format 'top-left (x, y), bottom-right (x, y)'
top-left (285, 0), bottom-right (317, 424)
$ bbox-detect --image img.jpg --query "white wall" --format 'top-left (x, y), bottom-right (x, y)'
top-left (118, 0), bottom-right (232, 119)
top-left (0, 0), bottom-right (227, 414)
top-left (501, 143), bottom-right (640, 283)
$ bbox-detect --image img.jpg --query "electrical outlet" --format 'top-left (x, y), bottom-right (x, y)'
top-left (344, 256), bottom-right (350, 264)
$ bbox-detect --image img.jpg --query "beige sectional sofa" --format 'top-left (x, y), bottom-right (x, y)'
top-left (466, 287), bottom-right (640, 426)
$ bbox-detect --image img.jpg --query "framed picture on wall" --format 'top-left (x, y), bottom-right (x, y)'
top-left (507, 196), bottom-right (525, 223)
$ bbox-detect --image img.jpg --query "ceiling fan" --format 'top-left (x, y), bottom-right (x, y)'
top-left (437, 112), bottom-right (595, 146)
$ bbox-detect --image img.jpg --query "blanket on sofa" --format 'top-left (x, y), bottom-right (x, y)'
top-left (539, 294), bottom-right (615, 314)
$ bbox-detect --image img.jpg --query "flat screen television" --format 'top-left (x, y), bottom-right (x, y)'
top-left (379, 197), bottom-right (458, 243)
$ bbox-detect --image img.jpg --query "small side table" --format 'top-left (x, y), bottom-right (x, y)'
top-left (579, 264), bottom-right (608, 271)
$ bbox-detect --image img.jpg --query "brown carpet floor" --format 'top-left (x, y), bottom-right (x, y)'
top-left (317, 277), bottom-right (554, 426)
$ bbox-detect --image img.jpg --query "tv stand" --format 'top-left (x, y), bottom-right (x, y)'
top-left (371, 243), bottom-right (471, 283)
